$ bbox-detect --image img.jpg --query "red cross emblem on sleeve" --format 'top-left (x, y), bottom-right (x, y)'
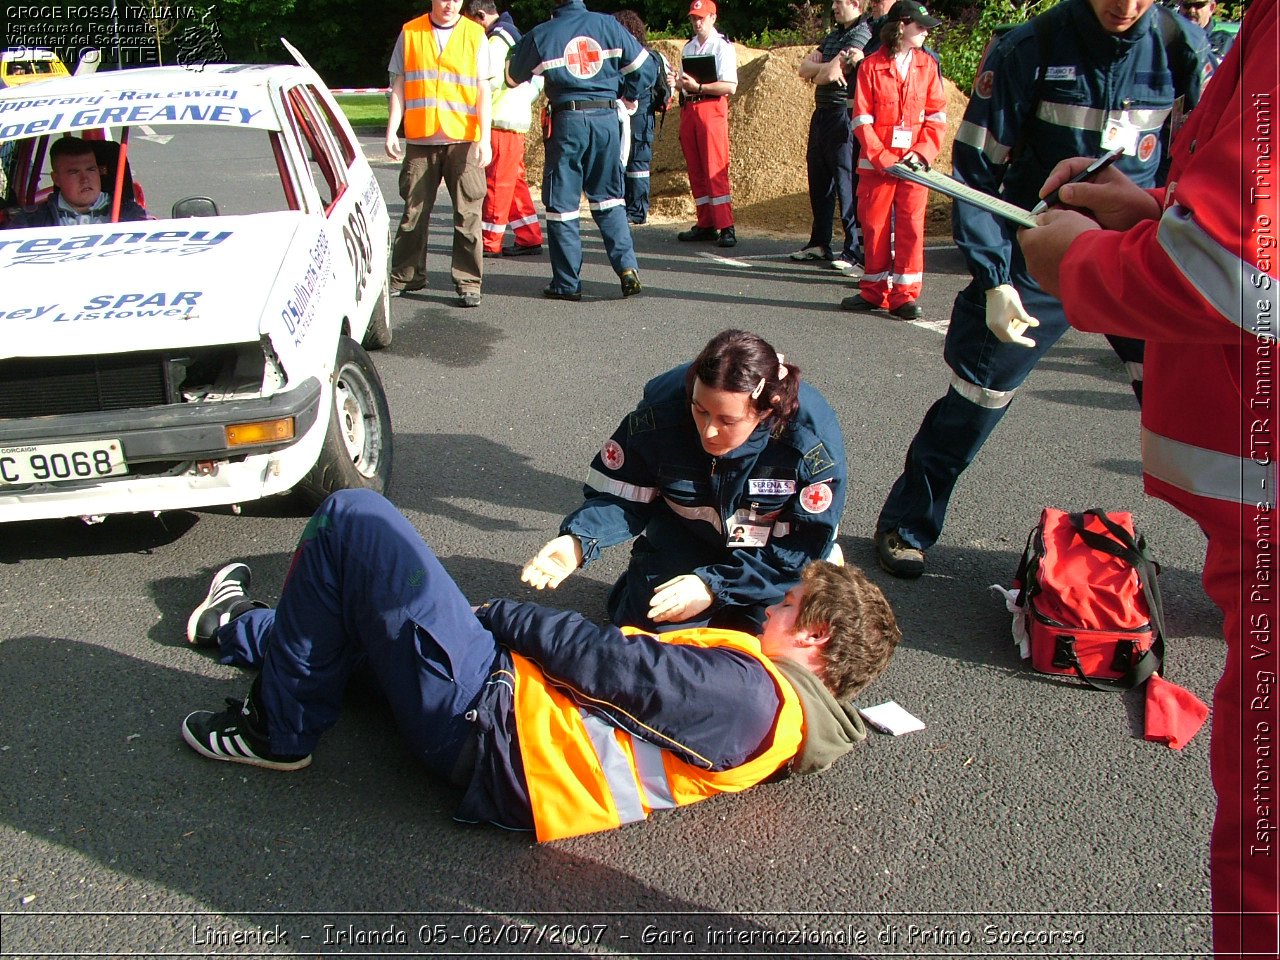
top-left (799, 482), bottom-right (833, 514)
top-left (601, 439), bottom-right (624, 470)
top-left (564, 36), bottom-right (604, 78)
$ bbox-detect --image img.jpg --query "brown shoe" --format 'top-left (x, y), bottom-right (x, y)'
top-left (875, 530), bottom-right (925, 579)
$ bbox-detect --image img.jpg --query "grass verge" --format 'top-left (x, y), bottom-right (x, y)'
top-left (336, 94), bottom-right (389, 130)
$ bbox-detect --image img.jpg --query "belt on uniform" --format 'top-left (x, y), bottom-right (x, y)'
top-left (551, 99), bottom-right (617, 113)
top-left (681, 94), bottom-right (722, 104)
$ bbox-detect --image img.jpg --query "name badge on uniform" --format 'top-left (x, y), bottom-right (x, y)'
top-left (1101, 115), bottom-right (1140, 156)
top-left (727, 510), bottom-right (770, 547)
top-left (748, 478), bottom-right (796, 496)
top-left (891, 124), bottom-right (913, 149)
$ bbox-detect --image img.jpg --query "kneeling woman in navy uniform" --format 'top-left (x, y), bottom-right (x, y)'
top-left (522, 329), bottom-right (847, 632)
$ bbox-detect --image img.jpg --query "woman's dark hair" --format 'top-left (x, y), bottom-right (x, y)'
top-left (613, 9), bottom-right (647, 43)
top-left (684, 329), bottom-right (802, 422)
top-left (879, 19), bottom-right (906, 54)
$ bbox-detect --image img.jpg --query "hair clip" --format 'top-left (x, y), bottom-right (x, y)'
top-left (751, 377), bottom-right (766, 399)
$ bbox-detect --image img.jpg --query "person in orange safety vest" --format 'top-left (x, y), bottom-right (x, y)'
top-left (386, 0), bottom-right (493, 307)
top-left (180, 490), bottom-right (901, 841)
top-left (842, 0), bottom-right (946, 320)
top-left (1021, 1), bottom-right (1279, 952)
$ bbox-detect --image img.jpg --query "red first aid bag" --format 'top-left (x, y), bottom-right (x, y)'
top-left (1011, 508), bottom-right (1165, 690)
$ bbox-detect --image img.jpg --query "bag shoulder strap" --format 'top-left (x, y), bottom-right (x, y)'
top-left (1058, 508), bottom-right (1167, 691)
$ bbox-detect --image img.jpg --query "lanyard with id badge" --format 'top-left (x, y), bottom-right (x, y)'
top-left (1101, 100), bottom-right (1140, 156)
top-left (728, 478), bottom-right (795, 547)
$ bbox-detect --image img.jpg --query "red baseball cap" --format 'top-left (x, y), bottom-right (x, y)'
top-left (688, 0), bottom-right (716, 17)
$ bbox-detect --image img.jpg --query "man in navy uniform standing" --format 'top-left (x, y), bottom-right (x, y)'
top-left (871, 0), bottom-right (1211, 579)
top-left (506, 0), bottom-right (654, 301)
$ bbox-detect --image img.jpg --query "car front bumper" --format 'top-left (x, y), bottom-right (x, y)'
top-left (0, 377), bottom-right (324, 521)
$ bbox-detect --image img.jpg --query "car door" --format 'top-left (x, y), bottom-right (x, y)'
top-left (281, 82), bottom-right (383, 348)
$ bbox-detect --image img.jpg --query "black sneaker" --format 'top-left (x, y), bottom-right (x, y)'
top-left (875, 530), bottom-right (925, 579)
top-left (716, 226), bottom-right (737, 248)
top-left (543, 286), bottom-right (582, 301)
top-left (186, 563), bottom-right (264, 647)
top-left (620, 269), bottom-right (642, 298)
top-left (677, 225), bottom-right (717, 242)
top-left (182, 692), bottom-right (311, 771)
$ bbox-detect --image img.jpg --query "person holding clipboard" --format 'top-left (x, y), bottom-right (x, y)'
top-left (841, 0), bottom-right (947, 320)
top-left (671, 0), bottom-right (739, 248)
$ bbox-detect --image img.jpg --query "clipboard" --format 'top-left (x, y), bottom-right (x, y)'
top-left (681, 54), bottom-right (718, 84)
top-left (887, 162), bottom-right (1039, 230)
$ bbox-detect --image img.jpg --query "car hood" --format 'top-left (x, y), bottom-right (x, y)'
top-left (0, 212), bottom-right (308, 359)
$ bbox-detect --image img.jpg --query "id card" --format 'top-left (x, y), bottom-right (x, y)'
top-left (1168, 95), bottom-right (1187, 140)
top-left (727, 510), bottom-right (770, 547)
top-left (891, 124), bottom-right (913, 149)
top-left (1100, 115), bottom-right (1139, 155)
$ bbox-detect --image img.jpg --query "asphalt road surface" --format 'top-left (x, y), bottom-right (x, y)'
top-left (0, 138), bottom-right (1222, 958)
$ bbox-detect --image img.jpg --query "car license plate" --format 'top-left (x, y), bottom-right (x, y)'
top-left (0, 439), bottom-right (128, 486)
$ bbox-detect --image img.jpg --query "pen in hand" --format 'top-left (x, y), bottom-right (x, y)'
top-left (1030, 147), bottom-right (1126, 215)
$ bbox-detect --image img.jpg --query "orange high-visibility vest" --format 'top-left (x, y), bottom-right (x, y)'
top-left (512, 627), bottom-right (805, 842)
top-left (401, 13), bottom-right (484, 142)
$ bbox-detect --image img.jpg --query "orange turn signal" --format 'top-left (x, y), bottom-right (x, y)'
top-left (225, 418), bottom-right (295, 447)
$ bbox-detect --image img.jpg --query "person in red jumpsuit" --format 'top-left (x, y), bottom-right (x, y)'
top-left (671, 0), bottom-right (739, 248)
top-left (842, 0), bottom-right (946, 320)
top-left (1021, 2), bottom-right (1279, 952)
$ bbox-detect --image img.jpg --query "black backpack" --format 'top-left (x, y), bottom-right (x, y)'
top-left (651, 49), bottom-right (672, 116)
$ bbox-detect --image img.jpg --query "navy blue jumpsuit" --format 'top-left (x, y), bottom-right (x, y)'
top-left (506, 0), bottom-right (654, 296)
top-left (876, 0), bottom-right (1211, 552)
top-left (560, 363), bottom-right (847, 633)
top-left (213, 489), bottom-right (785, 832)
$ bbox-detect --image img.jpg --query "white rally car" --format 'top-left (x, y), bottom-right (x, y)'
top-left (0, 55), bottom-right (393, 523)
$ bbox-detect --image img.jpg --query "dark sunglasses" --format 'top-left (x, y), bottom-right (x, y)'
top-left (1179, 2), bottom-right (1209, 9)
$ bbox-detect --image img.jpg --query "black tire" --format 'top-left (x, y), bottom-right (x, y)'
top-left (361, 279), bottom-right (392, 350)
top-left (296, 336), bottom-right (393, 506)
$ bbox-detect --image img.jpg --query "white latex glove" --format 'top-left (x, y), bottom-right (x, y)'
top-left (520, 535), bottom-right (583, 590)
top-left (985, 284), bottom-right (1040, 348)
top-left (647, 574), bottom-right (713, 624)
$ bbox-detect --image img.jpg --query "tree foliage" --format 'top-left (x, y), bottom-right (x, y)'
top-left (162, 0), bottom-right (1237, 91)
top-left (928, 0), bottom-right (1053, 93)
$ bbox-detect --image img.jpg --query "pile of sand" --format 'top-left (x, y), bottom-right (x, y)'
top-left (523, 40), bottom-right (970, 238)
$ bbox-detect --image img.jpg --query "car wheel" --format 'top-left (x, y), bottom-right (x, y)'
top-left (297, 336), bottom-right (393, 506)
top-left (361, 277), bottom-right (392, 350)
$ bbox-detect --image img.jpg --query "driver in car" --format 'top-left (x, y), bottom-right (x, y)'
top-left (6, 135), bottom-right (149, 228)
